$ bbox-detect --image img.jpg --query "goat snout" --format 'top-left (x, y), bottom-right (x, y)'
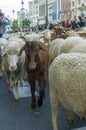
top-left (29, 62), bottom-right (36, 69)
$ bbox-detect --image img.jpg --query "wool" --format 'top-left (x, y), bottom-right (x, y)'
top-left (49, 36), bottom-right (86, 64)
top-left (49, 53), bottom-right (86, 130)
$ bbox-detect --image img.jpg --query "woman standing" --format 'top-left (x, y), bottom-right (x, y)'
top-left (0, 9), bottom-right (4, 38)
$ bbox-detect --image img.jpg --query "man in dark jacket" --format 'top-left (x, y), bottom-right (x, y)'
top-left (70, 19), bottom-right (78, 30)
top-left (78, 16), bottom-right (85, 27)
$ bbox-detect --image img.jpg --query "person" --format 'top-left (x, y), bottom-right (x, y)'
top-left (61, 20), bottom-right (65, 27)
top-left (0, 9), bottom-right (4, 38)
top-left (38, 24), bottom-right (44, 31)
top-left (83, 16), bottom-right (86, 26)
top-left (35, 24), bottom-right (38, 32)
top-left (78, 16), bottom-right (85, 27)
top-left (50, 23), bottom-right (54, 30)
top-left (0, 10), bottom-right (10, 38)
top-left (70, 19), bottom-right (78, 30)
top-left (65, 19), bottom-right (69, 28)
top-left (3, 17), bottom-right (10, 34)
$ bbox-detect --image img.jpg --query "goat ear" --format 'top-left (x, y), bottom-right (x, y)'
top-left (17, 46), bottom-right (25, 56)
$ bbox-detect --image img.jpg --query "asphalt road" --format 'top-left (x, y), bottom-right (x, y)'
top-left (0, 76), bottom-right (86, 130)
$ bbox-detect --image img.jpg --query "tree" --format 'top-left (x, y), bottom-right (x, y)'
top-left (23, 19), bottom-right (31, 29)
top-left (11, 19), bottom-right (18, 31)
top-left (11, 19), bottom-right (31, 32)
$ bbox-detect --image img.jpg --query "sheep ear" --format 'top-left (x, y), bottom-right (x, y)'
top-left (1, 49), bottom-right (7, 57)
top-left (17, 46), bottom-right (25, 56)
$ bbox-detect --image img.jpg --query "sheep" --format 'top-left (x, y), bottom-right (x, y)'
top-left (69, 42), bottom-right (86, 53)
top-left (49, 36), bottom-right (86, 64)
top-left (38, 29), bottom-right (52, 48)
top-left (60, 36), bottom-right (85, 54)
top-left (49, 38), bottom-right (64, 63)
top-left (49, 53), bottom-right (86, 130)
top-left (0, 38), bottom-right (8, 77)
top-left (24, 33), bottom-right (42, 41)
top-left (1, 38), bottom-right (25, 100)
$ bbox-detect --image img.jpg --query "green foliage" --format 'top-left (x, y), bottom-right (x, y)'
top-left (11, 19), bottom-right (18, 31)
top-left (11, 19), bottom-right (31, 31)
top-left (22, 19), bottom-right (31, 29)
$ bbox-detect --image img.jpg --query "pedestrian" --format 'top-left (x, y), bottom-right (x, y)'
top-left (49, 23), bottom-right (54, 30)
top-left (0, 9), bottom-right (4, 38)
top-left (65, 19), bottom-right (69, 28)
top-left (78, 16), bottom-right (85, 27)
top-left (83, 16), bottom-right (86, 26)
top-left (61, 20), bottom-right (65, 27)
top-left (0, 10), bottom-right (10, 38)
top-left (3, 17), bottom-right (10, 34)
top-left (70, 19), bottom-right (78, 30)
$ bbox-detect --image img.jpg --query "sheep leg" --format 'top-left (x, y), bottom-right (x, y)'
top-left (50, 85), bottom-right (59, 130)
top-left (78, 113), bottom-right (86, 120)
top-left (0, 70), bottom-right (3, 78)
top-left (23, 63), bottom-right (27, 81)
top-left (0, 61), bottom-right (3, 77)
top-left (18, 64), bottom-right (24, 86)
top-left (52, 110), bottom-right (58, 130)
top-left (79, 115), bottom-right (86, 120)
top-left (51, 100), bottom-right (59, 130)
top-left (67, 111), bottom-right (74, 123)
top-left (13, 81), bottom-right (20, 101)
top-left (5, 72), bottom-right (12, 92)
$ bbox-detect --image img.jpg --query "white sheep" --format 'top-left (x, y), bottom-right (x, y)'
top-left (49, 53), bottom-right (86, 130)
top-left (69, 42), bottom-right (86, 53)
top-left (49, 38), bottom-right (64, 63)
top-left (2, 38), bottom-right (25, 100)
top-left (0, 38), bottom-right (8, 77)
top-left (60, 36), bottom-right (85, 54)
top-left (49, 36), bottom-right (86, 64)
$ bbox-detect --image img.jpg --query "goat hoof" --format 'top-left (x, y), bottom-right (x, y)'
top-left (79, 116), bottom-right (86, 120)
top-left (16, 98), bottom-right (20, 101)
top-left (8, 89), bottom-right (12, 92)
top-left (31, 104), bottom-right (36, 109)
top-left (67, 118), bottom-right (74, 123)
top-left (15, 96), bottom-right (20, 101)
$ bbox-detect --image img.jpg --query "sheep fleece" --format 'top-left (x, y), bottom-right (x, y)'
top-left (49, 53), bottom-right (86, 116)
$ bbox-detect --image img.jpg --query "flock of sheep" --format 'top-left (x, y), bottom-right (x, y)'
top-left (0, 27), bottom-right (86, 130)
top-left (48, 28), bottom-right (86, 130)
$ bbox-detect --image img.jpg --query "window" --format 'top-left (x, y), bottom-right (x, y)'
top-left (72, 1), bottom-right (74, 6)
top-left (78, 0), bottom-right (81, 5)
top-left (39, 4), bottom-right (45, 17)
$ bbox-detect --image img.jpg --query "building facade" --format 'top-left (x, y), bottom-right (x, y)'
top-left (48, 0), bottom-right (61, 24)
top-left (27, 0), bottom-right (86, 27)
top-left (60, 0), bottom-right (71, 21)
top-left (71, 0), bottom-right (86, 19)
top-left (37, 0), bottom-right (46, 25)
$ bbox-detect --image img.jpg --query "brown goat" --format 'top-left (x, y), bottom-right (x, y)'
top-left (18, 40), bottom-right (49, 109)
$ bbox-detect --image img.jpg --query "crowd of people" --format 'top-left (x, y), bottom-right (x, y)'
top-left (0, 9), bottom-right (10, 38)
top-left (65, 16), bottom-right (86, 30)
top-left (48, 16), bottom-right (86, 30)
top-left (29, 15), bottom-right (86, 32)
top-left (0, 8), bottom-right (86, 36)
